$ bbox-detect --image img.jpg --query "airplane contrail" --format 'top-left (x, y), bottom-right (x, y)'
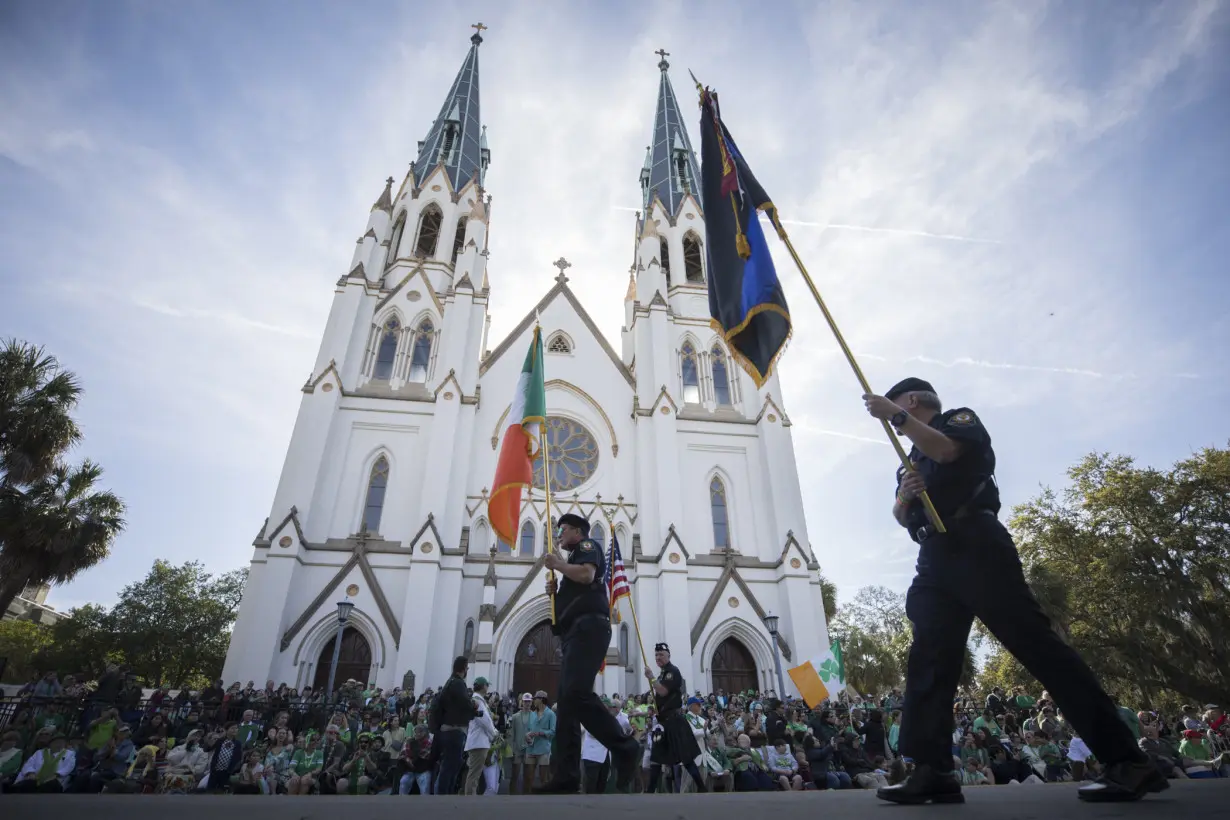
top-left (901, 354), bottom-right (1199, 381)
top-left (611, 205), bottom-right (1002, 245)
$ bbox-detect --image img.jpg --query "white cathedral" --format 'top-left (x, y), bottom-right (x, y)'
top-left (222, 30), bottom-right (830, 701)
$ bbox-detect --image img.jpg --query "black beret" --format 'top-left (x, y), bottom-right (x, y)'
top-left (557, 513), bottom-right (590, 536)
top-left (654, 642), bottom-right (670, 654)
top-left (885, 377), bottom-right (935, 400)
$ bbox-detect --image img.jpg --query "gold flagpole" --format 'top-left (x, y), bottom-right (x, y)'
top-left (540, 426), bottom-right (559, 624)
top-left (604, 509), bottom-right (649, 670)
top-left (775, 230), bottom-right (945, 533)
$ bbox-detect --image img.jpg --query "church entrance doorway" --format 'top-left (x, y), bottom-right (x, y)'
top-left (313, 627), bottom-right (373, 693)
top-left (711, 636), bottom-right (757, 696)
top-left (513, 620), bottom-right (561, 702)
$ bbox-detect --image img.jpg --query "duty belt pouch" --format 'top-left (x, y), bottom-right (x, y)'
top-left (915, 479), bottom-right (989, 544)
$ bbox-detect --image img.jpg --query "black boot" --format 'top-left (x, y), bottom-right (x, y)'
top-left (876, 764), bottom-right (964, 805)
top-left (1077, 758), bottom-right (1169, 802)
top-left (613, 741), bottom-right (639, 793)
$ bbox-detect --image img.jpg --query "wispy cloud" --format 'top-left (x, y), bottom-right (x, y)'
top-left (130, 296), bottom-right (316, 339)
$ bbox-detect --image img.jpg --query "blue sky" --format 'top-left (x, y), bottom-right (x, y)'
top-left (2, 0), bottom-right (1227, 615)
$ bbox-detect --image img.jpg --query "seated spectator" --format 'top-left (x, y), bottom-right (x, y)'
top-left (766, 739), bottom-right (802, 791)
top-left (162, 729), bottom-right (209, 793)
top-left (12, 733), bottom-right (75, 793)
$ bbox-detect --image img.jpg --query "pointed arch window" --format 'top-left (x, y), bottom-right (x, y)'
top-left (387, 214), bottom-right (407, 268)
top-left (463, 619), bottom-right (475, 656)
top-left (683, 233), bottom-right (704, 283)
top-left (414, 205), bottom-right (443, 258)
top-left (710, 475), bottom-right (730, 550)
top-left (590, 522), bottom-right (606, 552)
top-left (619, 623), bottom-right (630, 666)
top-left (496, 534), bottom-right (512, 555)
top-left (660, 237), bottom-right (672, 285)
top-left (362, 456), bottom-right (390, 533)
top-left (408, 318), bottom-right (434, 383)
top-left (451, 217), bottom-right (468, 266)
top-left (546, 333), bottom-right (571, 354)
top-left (712, 344), bottom-right (732, 406)
top-left (681, 341), bottom-right (701, 404)
top-left (519, 521), bottom-right (536, 556)
top-left (675, 153), bottom-right (694, 196)
top-left (372, 317), bottom-right (401, 381)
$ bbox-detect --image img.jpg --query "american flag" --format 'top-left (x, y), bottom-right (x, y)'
top-left (608, 534), bottom-right (631, 622)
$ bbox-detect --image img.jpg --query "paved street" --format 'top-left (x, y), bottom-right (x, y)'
top-left (5, 781), bottom-right (1228, 820)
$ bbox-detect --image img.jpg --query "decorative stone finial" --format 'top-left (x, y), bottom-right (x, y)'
top-left (553, 257), bottom-right (571, 283)
top-left (655, 48), bottom-right (670, 71)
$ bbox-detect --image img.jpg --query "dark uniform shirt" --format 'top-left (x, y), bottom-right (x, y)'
top-left (552, 538), bottom-right (608, 631)
top-left (653, 662), bottom-right (685, 716)
top-left (897, 407), bottom-right (999, 535)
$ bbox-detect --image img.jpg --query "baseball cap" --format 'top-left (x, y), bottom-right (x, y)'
top-left (473, 677), bottom-right (489, 688)
top-left (534, 690), bottom-right (548, 699)
top-left (520, 692), bottom-right (533, 702)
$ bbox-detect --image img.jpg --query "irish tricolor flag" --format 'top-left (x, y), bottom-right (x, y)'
top-left (489, 328), bottom-right (546, 545)
top-left (787, 640), bottom-right (845, 708)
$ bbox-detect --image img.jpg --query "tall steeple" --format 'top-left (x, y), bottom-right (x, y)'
top-left (413, 24), bottom-right (490, 192)
top-left (640, 49), bottom-right (701, 218)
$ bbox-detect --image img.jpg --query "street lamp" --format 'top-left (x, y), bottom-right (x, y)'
top-left (326, 598), bottom-right (355, 706)
top-left (763, 613), bottom-right (786, 698)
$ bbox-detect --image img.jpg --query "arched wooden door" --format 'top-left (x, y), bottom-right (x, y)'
top-left (513, 620), bottom-right (562, 703)
top-left (313, 627), bottom-right (373, 692)
top-left (711, 636), bottom-right (758, 695)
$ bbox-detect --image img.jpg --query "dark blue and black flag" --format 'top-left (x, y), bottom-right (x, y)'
top-left (697, 85), bottom-right (791, 387)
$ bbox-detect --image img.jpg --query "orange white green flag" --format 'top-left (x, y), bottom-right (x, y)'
top-left (787, 640), bottom-right (845, 708)
top-left (488, 327), bottom-right (546, 545)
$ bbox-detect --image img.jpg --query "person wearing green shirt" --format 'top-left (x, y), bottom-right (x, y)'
top-left (973, 710), bottom-right (1002, 737)
top-left (1014, 690), bottom-right (1036, 710)
top-left (87, 709), bottom-right (119, 752)
top-left (703, 735), bottom-right (733, 792)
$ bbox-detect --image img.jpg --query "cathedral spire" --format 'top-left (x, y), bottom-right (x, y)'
top-left (413, 24), bottom-right (489, 192)
top-left (641, 49), bottom-right (701, 218)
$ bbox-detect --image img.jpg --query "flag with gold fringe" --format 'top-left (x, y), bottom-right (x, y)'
top-left (697, 83), bottom-right (791, 387)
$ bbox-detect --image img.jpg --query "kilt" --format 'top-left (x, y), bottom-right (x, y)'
top-left (650, 711), bottom-right (701, 766)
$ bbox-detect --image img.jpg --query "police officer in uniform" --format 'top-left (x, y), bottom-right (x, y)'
top-left (864, 379), bottom-right (1166, 804)
top-left (536, 513), bottom-right (638, 794)
top-left (644, 643), bottom-right (707, 793)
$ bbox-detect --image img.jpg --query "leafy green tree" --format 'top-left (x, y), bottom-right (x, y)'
top-left (997, 446), bottom-right (1230, 708)
top-left (35, 604), bottom-right (123, 681)
top-left (0, 339), bottom-right (127, 616)
top-left (108, 561), bottom-right (247, 688)
top-left (0, 618), bottom-right (53, 682)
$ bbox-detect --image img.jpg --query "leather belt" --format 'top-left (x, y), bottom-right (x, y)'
top-left (914, 508), bottom-right (996, 542)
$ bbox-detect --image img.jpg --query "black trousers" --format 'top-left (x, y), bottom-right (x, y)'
top-left (555, 613), bottom-right (634, 781)
top-left (898, 514), bottom-right (1139, 772)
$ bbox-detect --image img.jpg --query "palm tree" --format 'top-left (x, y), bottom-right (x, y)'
top-left (0, 460), bottom-right (126, 616)
top-left (0, 339), bottom-right (82, 487)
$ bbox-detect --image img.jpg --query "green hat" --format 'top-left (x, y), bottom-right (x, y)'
top-left (474, 677), bottom-right (490, 688)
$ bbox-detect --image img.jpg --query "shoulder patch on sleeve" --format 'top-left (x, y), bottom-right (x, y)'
top-left (949, 411), bottom-right (977, 425)
top-left (664, 672), bottom-right (674, 681)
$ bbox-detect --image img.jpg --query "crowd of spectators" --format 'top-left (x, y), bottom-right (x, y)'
top-left (1, 665), bottom-right (1226, 796)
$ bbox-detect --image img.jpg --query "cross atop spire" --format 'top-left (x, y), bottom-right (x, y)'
top-left (412, 29), bottom-right (488, 191)
top-left (640, 51), bottom-right (701, 218)
top-left (553, 257), bottom-right (571, 283)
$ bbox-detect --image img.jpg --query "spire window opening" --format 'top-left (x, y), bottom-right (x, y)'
top-left (386, 215), bottom-right (406, 268)
top-left (414, 205), bottom-right (443, 258)
top-left (683, 233), bottom-right (704, 283)
top-left (710, 476), bottom-right (730, 551)
top-left (362, 456), bottom-right (390, 533)
top-left (408, 319), bottom-right (434, 383)
top-left (712, 345), bottom-right (732, 406)
top-left (660, 237), bottom-right (671, 286)
top-left (681, 342), bottom-right (701, 404)
top-left (439, 125), bottom-right (457, 166)
top-left (675, 153), bottom-right (693, 195)
top-left (451, 217), bottom-right (468, 266)
top-left (372, 317), bottom-right (401, 381)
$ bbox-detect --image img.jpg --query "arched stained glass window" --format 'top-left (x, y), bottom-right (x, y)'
top-left (362, 456), bottom-right (390, 532)
top-left (532, 417), bottom-right (600, 492)
top-left (712, 345), bottom-right (732, 406)
top-left (520, 520), bottom-right (535, 556)
top-left (710, 476), bottom-right (730, 550)
top-left (619, 623), bottom-right (630, 665)
top-left (463, 619), bottom-right (475, 655)
top-left (373, 317), bottom-right (400, 380)
top-left (408, 318), bottom-right (433, 383)
top-left (496, 534), bottom-right (512, 555)
top-left (591, 522), bottom-right (606, 551)
top-left (681, 342), bottom-right (701, 404)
